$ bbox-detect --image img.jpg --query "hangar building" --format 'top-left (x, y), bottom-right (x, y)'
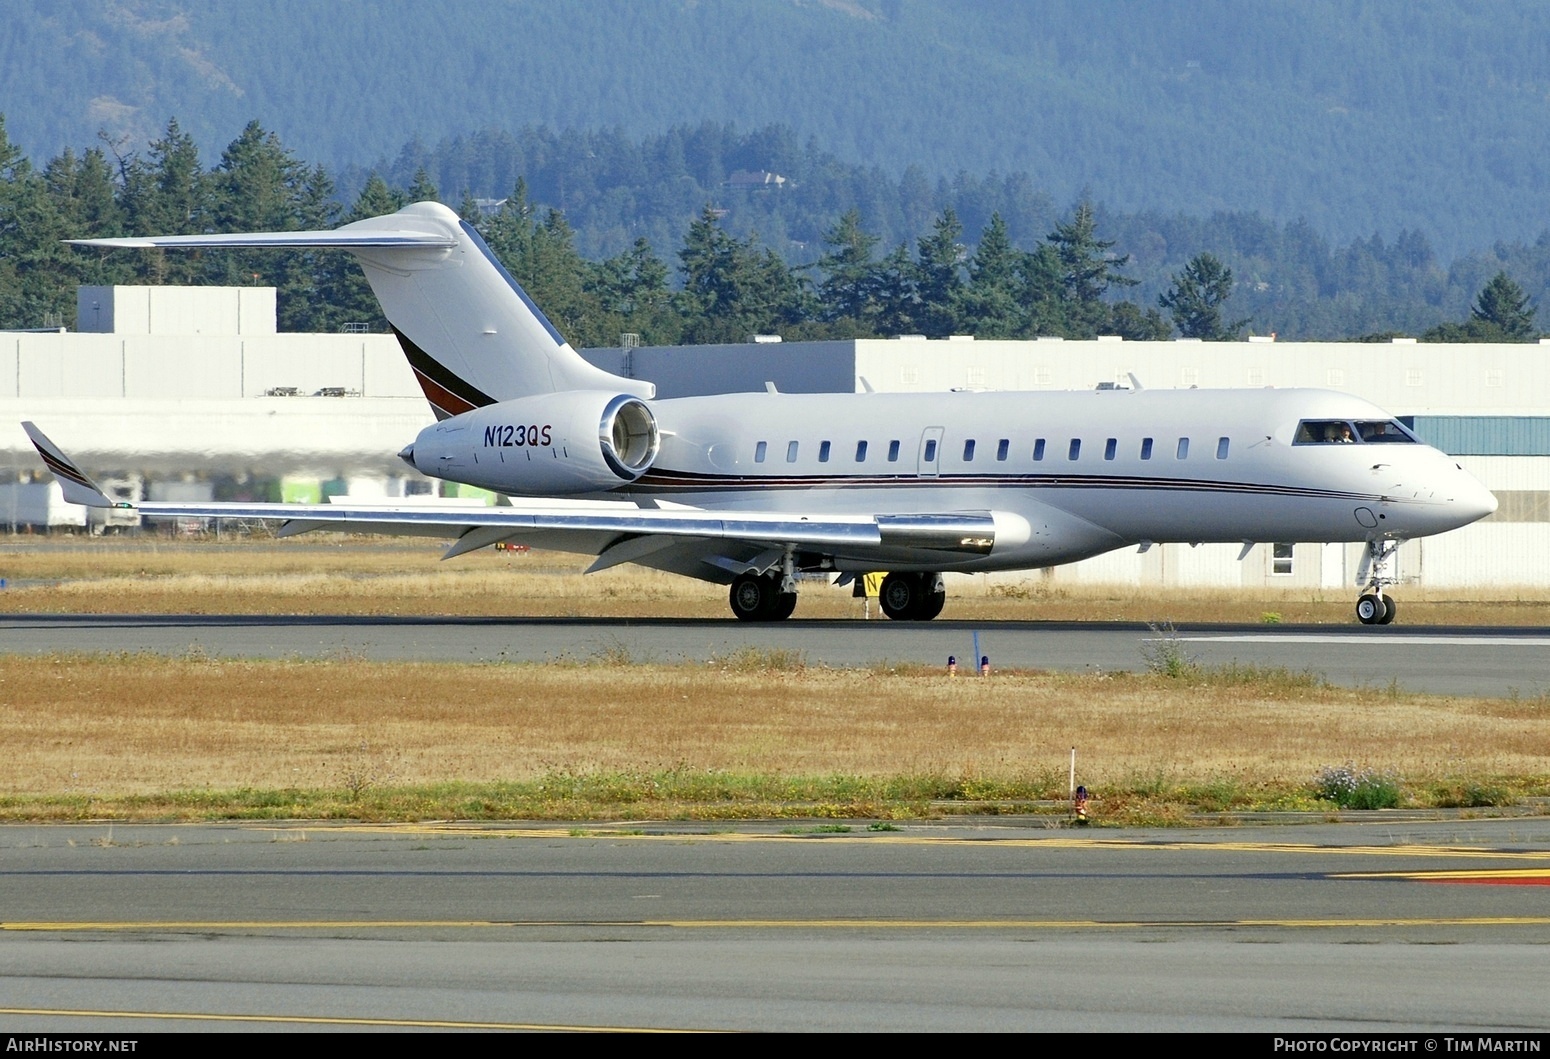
top-left (2, 286), bottom-right (1545, 591)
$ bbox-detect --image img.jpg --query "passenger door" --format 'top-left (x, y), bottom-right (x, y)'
top-left (917, 427), bottom-right (944, 477)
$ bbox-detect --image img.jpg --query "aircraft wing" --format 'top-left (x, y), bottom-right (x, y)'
top-left (21, 423), bottom-right (997, 580)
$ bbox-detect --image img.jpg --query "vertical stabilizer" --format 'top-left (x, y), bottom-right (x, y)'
top-left (68, 201), bottom-right (652, 418)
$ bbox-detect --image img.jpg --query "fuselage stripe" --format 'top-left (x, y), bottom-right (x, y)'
top-left (392, 327), bottom-right (496, 417)
top-left (627, 468), bottom-right (1392, 503)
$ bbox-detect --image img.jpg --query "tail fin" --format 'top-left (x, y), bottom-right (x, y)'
top-left (69, 202), bottom-right (650, 417)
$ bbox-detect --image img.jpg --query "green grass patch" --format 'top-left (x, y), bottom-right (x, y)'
top-left (0, 766), bottom-right (1536, 824)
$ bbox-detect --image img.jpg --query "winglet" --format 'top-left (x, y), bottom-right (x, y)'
top-left (20, 423), bottom-right (113, 507)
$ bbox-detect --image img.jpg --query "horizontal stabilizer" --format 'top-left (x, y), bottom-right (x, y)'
top-left (20, 422), bottom-right (111, 507)
top-left (67, 230), bottom-right (456, 250)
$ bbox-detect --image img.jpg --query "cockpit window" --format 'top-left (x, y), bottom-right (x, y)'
top-left (1293, 419), bottom-right (1419, 445)
top-left (1355, 420), bottom-right (1419, 443)
top-left (1295, 420), bottom-right (1357, 444)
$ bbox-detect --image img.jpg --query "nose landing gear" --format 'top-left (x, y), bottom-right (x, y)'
top-left (1355, 591), bottom-right (1396, 625)
top-left (1355, 539), bottom-right (1400, 625)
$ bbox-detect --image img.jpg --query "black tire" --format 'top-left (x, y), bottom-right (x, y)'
top-left (879, 572), bottom-right (918, 620)
top-left (770, 591), bottom-right (797, 621)
top-left (1355, 593), bottom-right (1383, 625)
top-left (1378, 596), bottom-right (1397, 625)
top-left (879, 573), bottom-right (945, 621)
top-left (730, 573), bottom-right (771, 621)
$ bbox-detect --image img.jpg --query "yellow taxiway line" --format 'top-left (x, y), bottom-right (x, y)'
top-left (5, 916), bottom-right (1550, 932)
top-left (1335, 868), bottom-right (1550, 881)
top-left (298, 825), bottom-right (1550, 862)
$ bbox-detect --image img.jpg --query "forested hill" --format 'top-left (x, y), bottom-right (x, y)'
top-left (6, 0), bottom-right (1550, 256)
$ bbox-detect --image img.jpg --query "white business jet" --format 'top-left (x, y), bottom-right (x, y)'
top-left (30, 202), bottom-right (1496, 624)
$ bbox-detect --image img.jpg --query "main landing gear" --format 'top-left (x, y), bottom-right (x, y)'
top-left (879, 572), bottom-right (946, 621)
top-left (727, 567), bottom-right (948, 622)
top-left (1355, 539), bottom-right (1400, 626)
top-left (729, 572), bottom-right (797, 622)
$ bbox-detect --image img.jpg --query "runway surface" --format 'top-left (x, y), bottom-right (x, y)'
top-left (5, 614), bottom-right (1550, 696)
top-left (1, 818), bottom-right (1548, 1032)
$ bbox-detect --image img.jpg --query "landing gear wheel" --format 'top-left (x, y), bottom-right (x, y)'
top-left (770, 591), bottom-right (797, 621)
top-left (879, 573), bottom-right (920, 621)
top-left (1379, 596), bottom-right (1397, 625)
top-left (729, 574), bottom-right (796, 621)
top-left (879, 573), bottom-right (946, 621)
top-left (1355, 593), bottom-right (1383, 625)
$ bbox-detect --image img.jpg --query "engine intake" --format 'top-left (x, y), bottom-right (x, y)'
top-left (600, 394), bottom-right (660, 479)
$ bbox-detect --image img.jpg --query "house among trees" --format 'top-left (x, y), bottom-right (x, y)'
top-left (726, 170), bottom-right (788, 190)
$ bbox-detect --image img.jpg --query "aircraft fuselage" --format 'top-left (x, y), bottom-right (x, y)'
top-left (412, 384), bottom-right (1496, 574)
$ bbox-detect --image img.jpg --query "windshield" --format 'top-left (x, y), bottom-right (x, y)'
top-left (1294, 419), bottom-right (1419, 445)
top-left (1355, 419), bottom-right (1419, 443)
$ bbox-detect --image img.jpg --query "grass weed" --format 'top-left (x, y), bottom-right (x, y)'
top-left (0, 652), bottom-right (1542, 821)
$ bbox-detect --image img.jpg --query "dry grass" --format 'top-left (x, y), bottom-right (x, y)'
top-left (1, 652), bottom-right (1545, 821)
top-left (6, 534), bottom-right (1550, 623)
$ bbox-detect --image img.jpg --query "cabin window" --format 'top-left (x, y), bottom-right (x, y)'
top-left (963, 439), bottom-right (976, 461)
top-left (1216, 437), bottom-right (1230, 459)
top-left (1176, 437), bottom-right (1190, 459)
top-left (1068, 439), bottom-right (1081, 461)
top-left (818, 441), bottom-right (831, 463)
top-left (1272, 542), bottom-right (1294, 576)
top-left (923, 439), bottom-right (937, 462)
top-left (855, 440), bottom-right (868, 462)
top-left (1104, 438), bottom-right (1117, 461)
top-left (996, 439), bottom-right (1009, 461)
top-left (1140, 437), bottom-right (1154, 460)
top-left (786, 441), bottom-right (799, 463)
top-left (888, 440), bottom-right (901, 462)
top-left (754, 441), bottom-right (767, 463)
top-left (1033, 439), bottom-right (1046, 461)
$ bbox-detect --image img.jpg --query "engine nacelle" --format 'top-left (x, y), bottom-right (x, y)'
top-left (403, 391), bottom-right (660, 496)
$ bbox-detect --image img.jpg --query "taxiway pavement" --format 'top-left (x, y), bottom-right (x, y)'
top-left (1, 818), bottom-right (1548, 1032)
top-left (4, 615), bottom-right (1550, 697)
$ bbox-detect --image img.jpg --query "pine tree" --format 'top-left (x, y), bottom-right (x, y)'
top-left (815, 209), bottom-right (881, 326)
top-left (913, 208), bottom-right (965, 337)
top-left (1159, 252), bottom-right (1250, 340)
top-left (408, 166), bottom-right (440, 204)
top-left (959, 213), bottom-right (1024, 337)
top-left (1423, 271), bottom-right (1537, 342)
top-left (311, 173), bottom-right (404, 333)
top-left (1471, 271), bottom-right (1535, 339)
top-left (1047, 201), bottom-right (1134, 337)
top-left (678, 205), bottom-right (807, 343)
top-left (122, 118), bottom-right (209, 285)
top-left (588, 237), bottom-right (683, 345)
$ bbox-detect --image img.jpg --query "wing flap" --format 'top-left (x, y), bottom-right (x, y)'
top-left (133, 499), bottom-right (891, 548)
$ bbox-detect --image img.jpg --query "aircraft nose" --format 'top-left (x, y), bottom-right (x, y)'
top-left (1462, 479), bottom-right (1498, 523)
top-left (1434, 467), bottom-right (1497, 529)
